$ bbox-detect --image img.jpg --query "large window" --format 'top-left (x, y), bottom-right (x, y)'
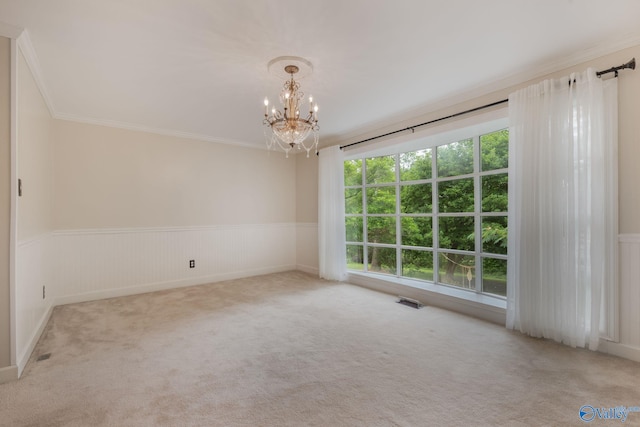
top-left (344, 129), bottom-right (508, 297)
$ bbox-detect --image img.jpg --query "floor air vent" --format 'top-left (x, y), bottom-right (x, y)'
top-left (36, 353), bottom-right (51, 362)
top-left (397, 296), bottom-right (423, 309)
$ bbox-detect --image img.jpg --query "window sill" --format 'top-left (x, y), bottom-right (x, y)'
top-left (346, 271), bottom-right (506, 324)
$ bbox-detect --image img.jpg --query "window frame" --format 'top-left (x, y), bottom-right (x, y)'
top-left (344, 110), bottom-right (509, 301)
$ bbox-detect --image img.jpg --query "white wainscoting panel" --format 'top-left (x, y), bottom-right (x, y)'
top-left (53, 223), bottom-right (297, 305)
top-left (16, 233), bottom-right (54, 374)
top-left (296, 223), bottom-right (318, 275)
top-left (619, 234), bottom-right (640, 350)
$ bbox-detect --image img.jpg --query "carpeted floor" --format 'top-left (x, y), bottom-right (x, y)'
top-left (1, 271), bottom-right (639, 426)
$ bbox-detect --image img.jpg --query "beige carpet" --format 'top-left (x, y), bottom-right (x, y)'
top-left (1, 271), bottom-right (639, 426)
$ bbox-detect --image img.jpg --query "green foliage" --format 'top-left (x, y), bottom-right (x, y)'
top-left (482, 174), bottom-right (508, 212)
top-left (344, 159), bottom-right (362, 186)
top-left (480, 217), bottom-right (508, 255)
top-left (401, 217), bottom-right (432, 247)
top-left (346, 245), bottom-right (364, 270)
top-left (402, 249), bottom-right (433, 280)
top-left (344, 130), bottom-right (509, 291)
top-left (401, 183), bottom-right (431, 213)
top-left (481, 130), bottom-right (509, 171)
top-left (367, 187), bottom-right (395, 214)
top-left (439, 216), bottom-right (474, 251)
top-left (482, 223), bottom-right (507, 250)
top-left (345, 188), bottom-right (362, 214)
top-left (439, 178), bottom-right (474, 213)
top-left (438, 253), bottom-right (475, 287)
top-left (437, 139), bottom-right (473, 177)
top-left (367, 217), bottom-right (395, 244)
top-left (366, 156), bottom-right (395, 184)
top-left (400, 150), bottom-right (431, 181)
top-left (345, 217), bottom-right (363, 242)
top-left (361, 156), bottom-right (398, 270)
top-left (368, 247), bottom-right (396, 273)
top-left (481, 225), bottom-right (507, 248)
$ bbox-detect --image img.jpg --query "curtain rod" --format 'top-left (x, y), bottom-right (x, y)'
top-left (340, 58), bottom-right (636, 151)
top-left (596, 57), bottom-right (635, 77)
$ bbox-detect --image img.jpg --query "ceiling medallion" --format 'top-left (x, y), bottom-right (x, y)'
top-left (263, 56), bottom-right (318, 157)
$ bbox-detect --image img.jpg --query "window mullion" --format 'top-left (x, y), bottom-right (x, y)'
top-left (395, 154), bottom-right (402, 277)
top-left (474, 135), bottom-right (482, 293)
top-left (345, 125), bottom-right (508, 299)
top-left (433, 147), bottom-right (439, 284)
top-left (362, 161), bottom-right (368, 273)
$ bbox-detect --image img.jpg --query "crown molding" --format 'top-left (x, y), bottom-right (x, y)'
top-left (0, 21), bottom-right (23, 39)
top-left (326, 32), bottom-right (640, 147)
top-left (15, 29), bottom-right (57, 116)
top-left (7, 23), bottom-right (266, 150)
top-left (53, 112), bottom-right (266, 150)
top-left (541, 31), bottom-right (640, 75)
top-left (9, 20), bottom-right (640, 150)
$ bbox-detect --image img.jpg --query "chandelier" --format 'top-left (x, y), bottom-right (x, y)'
top-left (263, 57), bottom-right (319, 157)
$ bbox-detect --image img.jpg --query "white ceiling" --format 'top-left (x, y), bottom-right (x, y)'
top-left (1, 0), bottom-right (640, 149)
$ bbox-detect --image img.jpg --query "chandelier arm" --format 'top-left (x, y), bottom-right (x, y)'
top-left (263, 58), bottom-right (319, 157)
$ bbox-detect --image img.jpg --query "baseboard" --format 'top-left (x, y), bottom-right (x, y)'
top-left (0, 365), bottom-right (19, 384)
top-left (54, 264), bottom-right (297, 306)
top-left (296, 264), bottom-right (319, 276)
top-left (598, 340), bottom-right (640, 363)
top-left (17, 303), bottom-right (54, 377)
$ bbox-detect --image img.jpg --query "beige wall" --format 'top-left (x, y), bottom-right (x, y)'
top-left (333, 44), bottom-right (640, 233)
top-left (53, 121), bottom-right (297, 229)
top-left (611, 47), bottom-right (640, 233)
top-left (17, 51), bottom-right (53, 240)
top-left (295, 153), bottom-right (319, 273)
top-left (0, 36), bottom-right (11, 369)
top-left (295, 153), bottom-right (318, 223)
top-left (14, 44), bottom-right (55, 376)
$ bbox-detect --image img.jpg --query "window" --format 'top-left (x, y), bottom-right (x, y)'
top-left (344, 128), bottom-right (508, 298)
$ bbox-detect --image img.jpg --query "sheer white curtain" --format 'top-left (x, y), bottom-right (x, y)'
top-left (506, 69), bottom-right (618, 350)
top-left (318, 145), bottom-right (347, 281)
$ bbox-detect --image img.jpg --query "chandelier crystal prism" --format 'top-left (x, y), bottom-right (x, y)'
top-left (263, 58), bottom-right (319, 157)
